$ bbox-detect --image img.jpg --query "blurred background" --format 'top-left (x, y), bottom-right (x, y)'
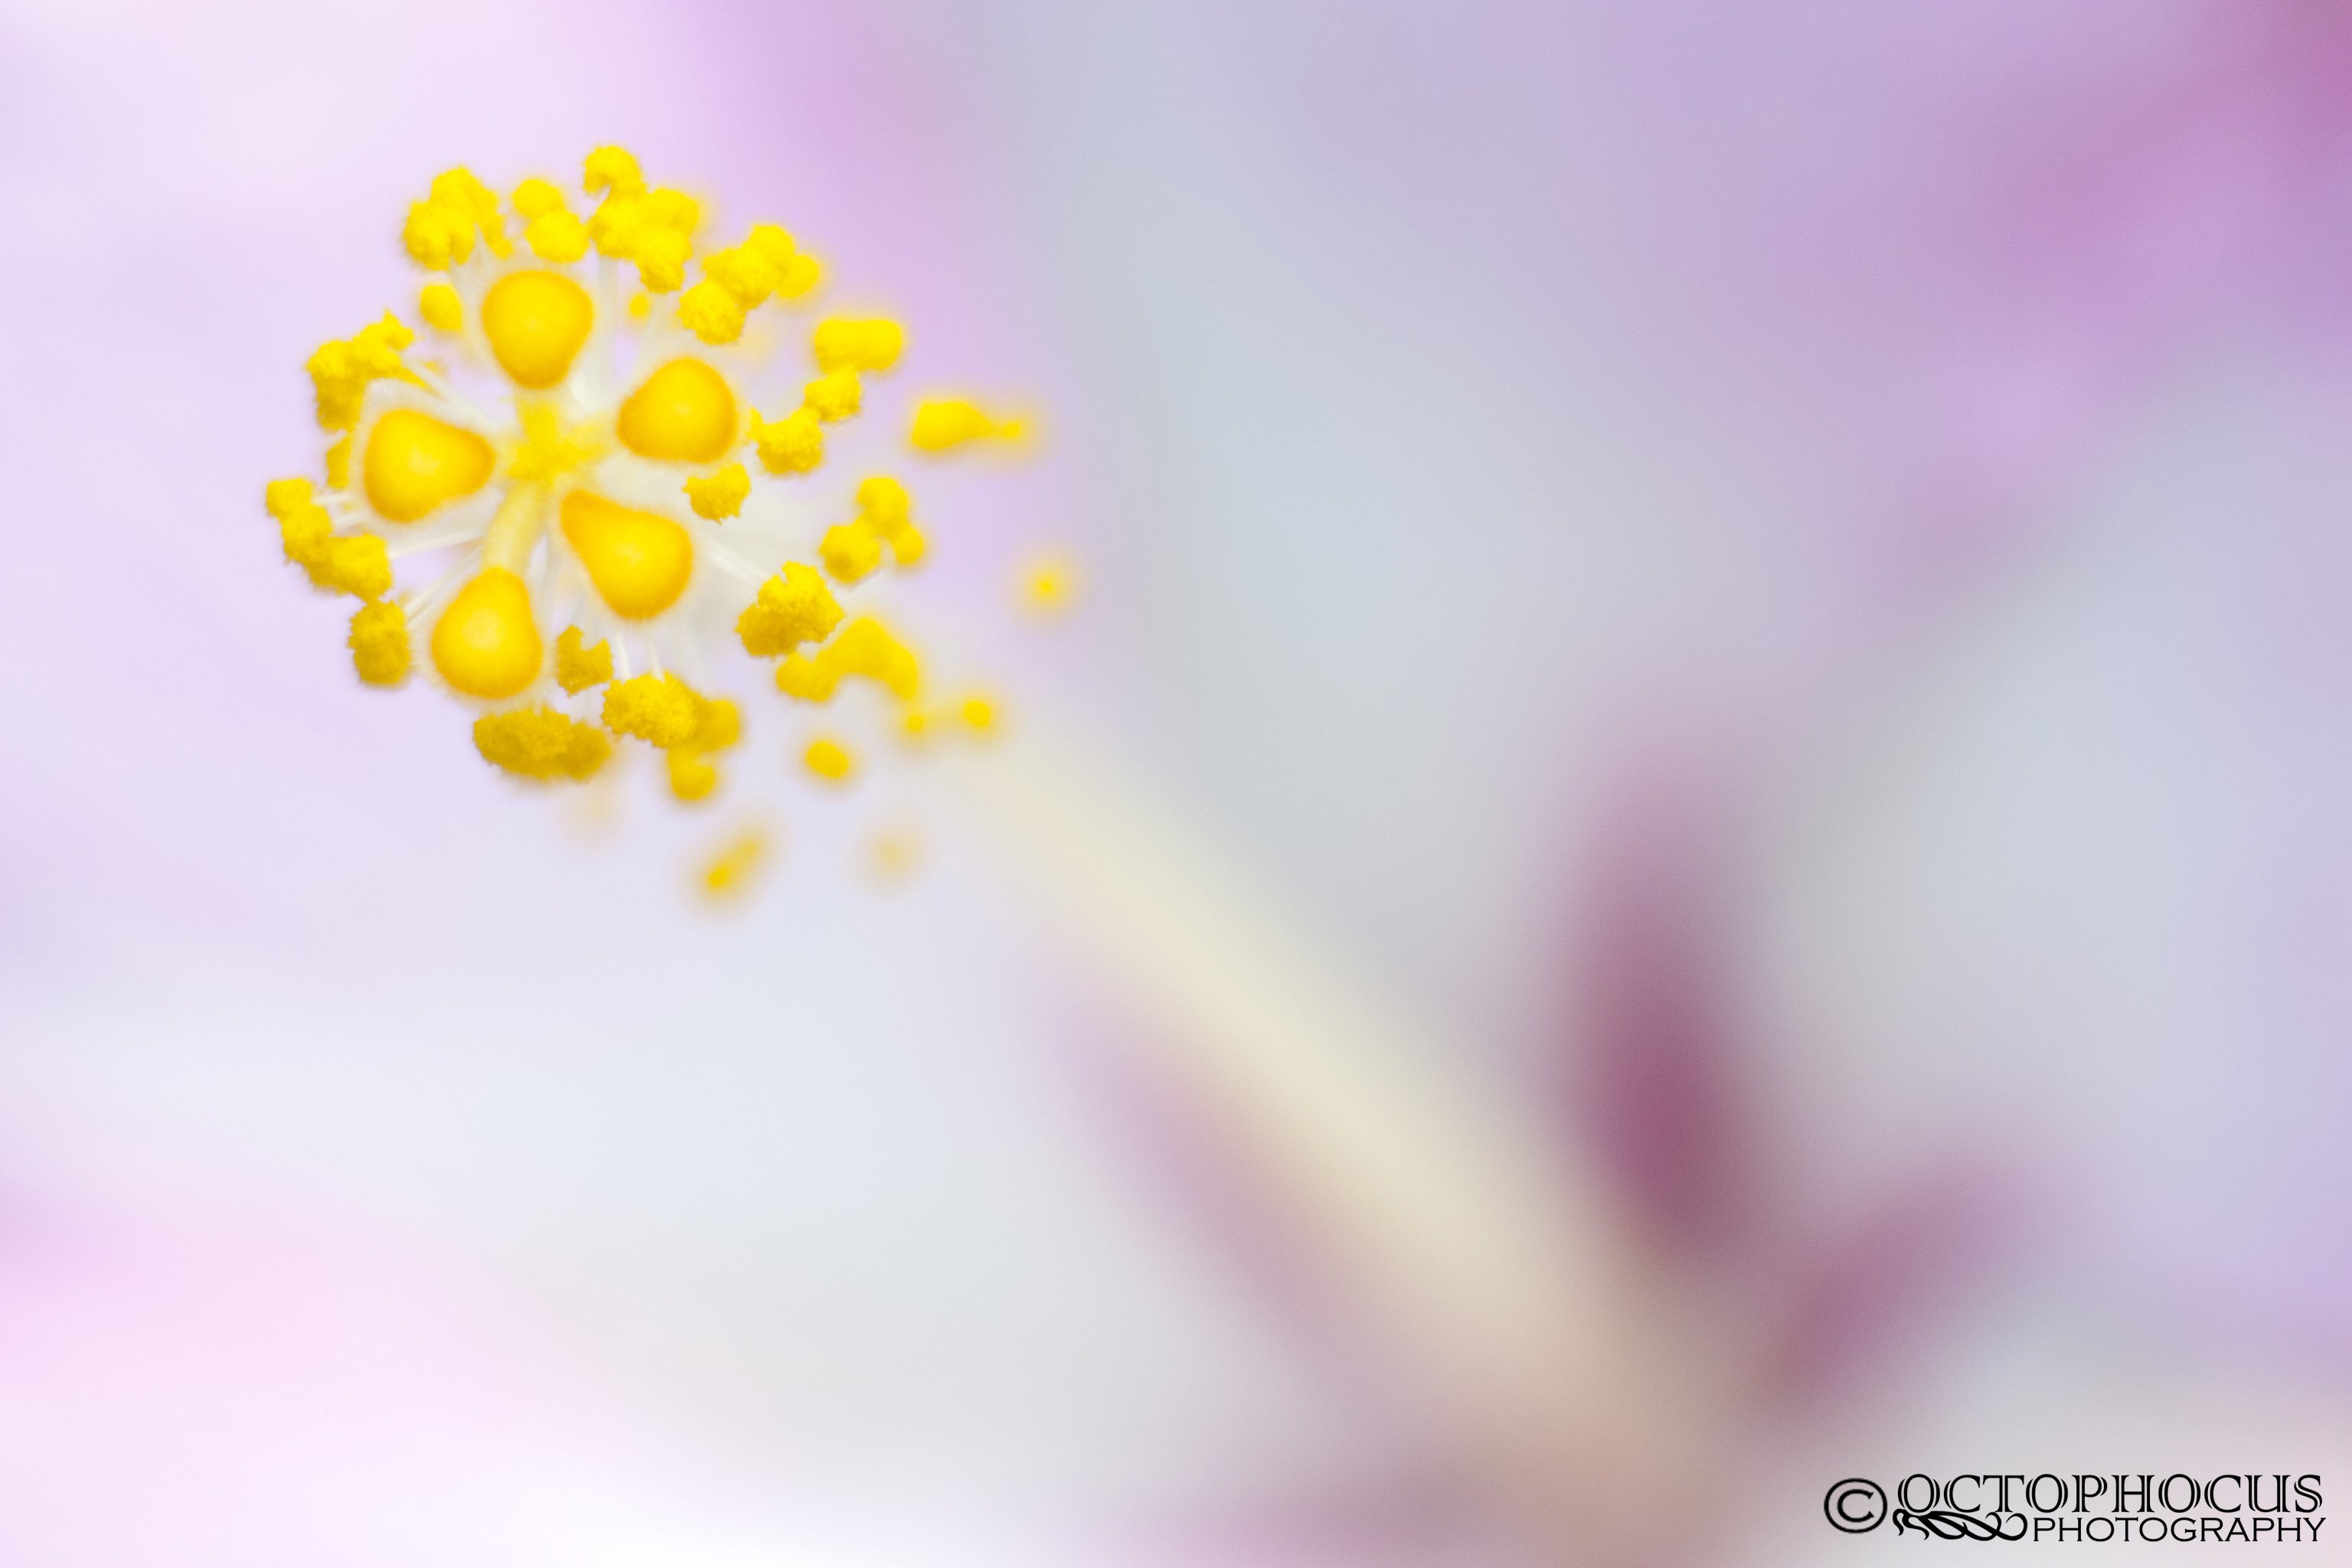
top-left (5, 0), bottom-right (2352, 1562)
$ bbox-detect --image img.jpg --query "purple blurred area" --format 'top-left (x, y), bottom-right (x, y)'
top-left (5, 0), bottom-right (2352, 1562)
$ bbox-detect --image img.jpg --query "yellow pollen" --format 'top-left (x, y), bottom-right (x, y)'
top-left (559, 491), bottom-right (695, 620)
top-left (583, 145), bottom-right (645, 198)
top-left (524, 211), bottom-right (591, 263)
top-left (803, 369), bottom-right (862, 423)
top-left (634, 226), bottom-right (693, 293)
top-left (403, 202), bottom-right (475, 270)
top-left (735, 562), bottom-right (842, 656)
top-left (480, 269), bottom-right (595, 389)
top-left (812, 482), bottom-right (924, 585)
top-left (603, 672), bottom-right (704, 747)
top-left (309, 313), bottom-right (414, 431)
top-left (312, 534), bottom-right (392, 600)
top-left (813, 318), bottom-right (905, 375)
top-left (668, 748), bottom-right (720, 801)
top-left (820, 520), bottom-right (884, 583)
top-left (678, 279), bottom-right (746, 345)
top-left (703, 244), bottom-right (782, 308)
top-left (959, 694), bottom-right (1001, 734)
top-left (775, 616), bottom-right (920, 704)
top-left (348, 602), bottom-right (411, 686)
top-left (628, 292), bottom-right (652, 320)
top-left (473, 706), bottom-right (611, 782)
top-left (617, 358), bottom-right (740, 464)
top-left (802, 737), bottom-right (855, 783)
top-left (512, 178), bottom-right (566, 218)
top-left (1018, 550), bottom-right (1081, 618)
top-left (554, 626), bottom-right (612, 693)
top-left (363, 408), bottom-right (495, 523)
top-left (684, 462), bottom-right (750, 521)
top-left (691, 695), bottom-right (741, 752)
top-left (431, 567), bottom-right (543, 699)
top-left (697, 823), bottom-right (771, 903)
top-left (910, 398), bottom-right (1026, 453)
top-left (418, 283), bottom-right (463, 332)
top-left (749, 407), bottom-right (823, 475)
top-left (778, 253), bottom-right (822, 299)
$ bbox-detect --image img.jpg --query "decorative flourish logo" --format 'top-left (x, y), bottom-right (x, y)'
top-left (1893, 1509), bottom-right (2029, 1541)
top-left (1824, 1478), bottom-right (1889, 1534)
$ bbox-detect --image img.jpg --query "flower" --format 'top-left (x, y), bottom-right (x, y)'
top-left (266, 146), bottom-right (1029, 817)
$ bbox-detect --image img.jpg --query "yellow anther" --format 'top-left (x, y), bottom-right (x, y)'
top-left (589, 192), bottom-right (647, 259)
top-left (362, 408), bottom-right (495, 523)
top-left (802, 737), bottom-right (854, 783)
top-left (431, 567), bottom-right (542, 700)
top-left (602, 672), bottom-right (703, 747)
top-left (315, 533), bottom-right (392, 600)
top-left (684, 462), bottom-right (750, 521)
top-left (524, 210), bottom-right (591, 263)
top-left (473, 706), bottom-right (611, 782)
top-left (677, 279), bottom-right (745, 345)
top-left (667, 748), bottom-right (719, 801)
top-left (910, 397), bottom-right (1025, 453)
top-left (697, 824), bottom-right (770, 902)
top-left (736, 562), bottom-right (843, 657)
top-left (559, 490), bottom-right (695, 620)
top-left (583, 145), bottom-right (645, 198)
top-left (691, 695), bottom-right (741, 752)
top-left (418, 283), bottom-right (463, 332)
top-left (428, 168), bottom-right (508, 256)
top-left (959, 693), bottom-right (1001, 735)
top-left (776, 253), bottom-right (823, 299)
top-left (348, 601), bottom-right (411, 686)
top-left (429, 168), bottom-right (501, 225)
top-left (642, 188), bottom-right (701, 235)
top-left (481, 270), bottom-right (594, 389)
top-left (511, 178), bottom-right (567, 219)
top-left (831, 617), bottom-right (921, 698)
top-left (776, 616), bottom-right (920, 704)
top-left (884, 523), bottom-right (926, 567)
top-left (701, 244), bottom-right (778, 307)
top-left (745, 224), bottom-right (796, 266)
top-left (803, 369), bottom-right (862, 423)
top-left (403, 201), bottom-right (475, 270)
top-left (813, 318), bottom-right (905, 375)
top-left (749, 407), bottom-right (823, 475)
top-left (1018, 550), bottom-right (1081, 618)
top-left (270, 483), bottom-right (333, 570)
top-left (855, 475), bottom-right (910, 526)
top-left (854, 475), bottom-right (925, 567)
top-left (628, 292), bottom-right (652, 320)
top-left (775, 652), bottom-right (835, 702)
top-left (554, 626), bottom-right (612, 693)
top-left (819, 520), bottom-right (884, 583)
top-left (502, 402), bottom-right (606, 485)
top-left (634, 226), bottom-right (692, 292)
top-left (617, 358), bottom-right (739, 463)
top-left (307, 313), bottom-right (415, 431)
top-left (264, 478), bottom-right (315, 519)
top-left (325, 436), bottom-right (352, 489)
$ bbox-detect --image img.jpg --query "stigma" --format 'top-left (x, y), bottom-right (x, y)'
top-left (265, 147), bottom-right (1036, 879)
